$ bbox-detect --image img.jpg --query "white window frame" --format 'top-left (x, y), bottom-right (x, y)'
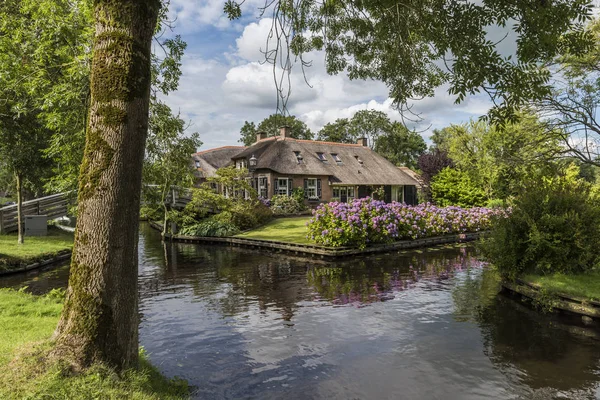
top-left (306, 178), bottom-right (318, 199)
top-left (236, 159), bottom-right (247, 169)
top-left (277, 178), bottom-right (289, 196)
top-left (332, 186), bottom-right (355, 202)
top-left (259, 176), bottom-right (268, 198)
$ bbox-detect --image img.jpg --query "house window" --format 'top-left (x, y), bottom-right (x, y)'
top-left (259, 177), bottom-right (268, 198)
top-left (317, 152), bottom-right (327, 161)
top-left (332, 186), bottom-right (355, 203)
top-left (294, 151), bottom-right (304, 164)
top-left (236, 159), bottom-right (247, 169)
top-left (306, 178), bottom-right (317, 199)
top-left (195, 160), bottom-right (200, 168)
top-left (331, 153), bottom-right (342, 164)
top-left (276, 178), bottom-right (289, 196)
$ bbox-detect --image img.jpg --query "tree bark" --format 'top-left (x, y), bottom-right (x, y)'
top-left (15, 172), bottom-right (23, 244)
top-left (53, 0), bottom-right (160, 371)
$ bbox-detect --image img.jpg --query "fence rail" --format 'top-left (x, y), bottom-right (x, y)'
top-left (0, 192), bottom-right (72, 234)
top-left (0, 188), bottom-right (192, 234)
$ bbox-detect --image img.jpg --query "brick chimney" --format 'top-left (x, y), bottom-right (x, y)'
top-left (279, 126), bottom-right (291, 139)
top-left (357, 137), bottom-right (368, 147)
top-left (256, 131), bottom-right (268, 143)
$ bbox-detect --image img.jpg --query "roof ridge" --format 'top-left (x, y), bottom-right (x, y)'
top-left (194, 145), bottom-right (246, 155)
top-left (283, 138), bottom-right (363, 147)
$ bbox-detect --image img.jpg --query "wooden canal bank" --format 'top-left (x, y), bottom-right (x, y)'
top-left (150, 221), bottom-right (485, 258)
top-left (502, 279), bottom-right (600, 326)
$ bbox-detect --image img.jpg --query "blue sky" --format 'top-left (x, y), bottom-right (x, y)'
top-left (160, 1), bottom-right (498, 151)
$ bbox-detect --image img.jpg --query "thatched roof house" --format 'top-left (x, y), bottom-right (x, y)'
top-left (192, 146), bottom-right (246, 179)
top-left (194, 127), bottom-right (422, 204)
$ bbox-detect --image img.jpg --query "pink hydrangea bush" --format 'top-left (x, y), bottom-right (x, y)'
top-left (306, 197), bottom-right (509, 248)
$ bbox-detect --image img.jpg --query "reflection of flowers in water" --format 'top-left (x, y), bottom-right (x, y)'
top-left (306, 250), bottom-right (488, 306)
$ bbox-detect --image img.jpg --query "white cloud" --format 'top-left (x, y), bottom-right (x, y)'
top-left (162, 17), bottom-right (495, 150)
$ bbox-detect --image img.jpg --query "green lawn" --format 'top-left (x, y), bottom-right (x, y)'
top-left (523, 272), bottom-right (600, 301)
top-left (236, 216), bottom-right (312, 244)
top-left (0, 288), bottom-right (189, 399)
top-left (0, 228), bottom-right (73, 264)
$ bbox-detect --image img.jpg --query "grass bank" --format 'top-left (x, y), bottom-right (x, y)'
top-left (523, 272), bottom-right (600, 301)
top-left (0, 228), bottom-right (73, 272)
top-left (0, 288), bottom-right (189, 399)
top-left (235, 216), bottom-right (312, 244)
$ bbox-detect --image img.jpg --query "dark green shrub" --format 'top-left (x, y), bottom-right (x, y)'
top-left (430, 167), bottom-right (486, 207)
top-left (481, 165), bottom-right (600, 279)
top-left (179, 218), bottom-right (240, 237)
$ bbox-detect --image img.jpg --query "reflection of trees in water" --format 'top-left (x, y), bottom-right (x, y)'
top-left (306, 246), bottom-right (487, 305)
top-left (473, 284), bottom-right (600, 396)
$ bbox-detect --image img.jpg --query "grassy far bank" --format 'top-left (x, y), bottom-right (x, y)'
top-left (0, 288), bottom-right (189, 400)
top-left (523, 272), bottom-right (600, 301)
top-left (0, 228), bottom-right (73, 270)
top-left (235, 216), bottom-right (312, 244)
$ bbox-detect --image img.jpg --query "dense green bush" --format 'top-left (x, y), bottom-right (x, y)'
top-left (179, 218), bottom-right (240, 237)
top-left (481, 165), bottom-right (600, 279)
top-left (271, 195), bottom-right (304, 215)
top-left (430, 168), bottom-right (487, 207)
top-left (228, 201), bottom-right (273, 230)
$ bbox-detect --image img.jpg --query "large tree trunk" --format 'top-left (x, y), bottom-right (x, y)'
top-left (15, 172), bottom-right (23, 244)
top-left (53, 0), bottom-right (160, 371)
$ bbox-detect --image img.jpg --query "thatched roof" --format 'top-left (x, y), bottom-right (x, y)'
top-left (398, 167), bottom-right (425, 188)
top-left (234, 137), bottom-right (421, 186)
top-left (193, 146), bottom-right (245, 178)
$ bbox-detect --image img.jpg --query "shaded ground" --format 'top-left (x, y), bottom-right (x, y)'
top-left (523, 272), bottom-right (600, 301)
top-left (0, 288), bottom-right (189, 399)
top-left (0, 227), bottom-right (73, 260)
top-left (235, 216), bottom-right (312, 244)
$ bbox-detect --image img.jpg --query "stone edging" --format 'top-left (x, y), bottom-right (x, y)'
top-left (0, 250), bottom-right (72, 277)
top-left (502, 279), bottom-right (600, 323)
top-left (157, 223), bottom-right (485, 258)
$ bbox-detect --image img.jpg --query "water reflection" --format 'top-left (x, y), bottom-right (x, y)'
top-left (2, 223), bottom-right (599, 399)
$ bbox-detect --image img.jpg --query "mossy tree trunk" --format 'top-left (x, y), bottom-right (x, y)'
top-left (15, 172), bottom-right (23, 244)
top-left (53, 0), bottom-right (160, 371)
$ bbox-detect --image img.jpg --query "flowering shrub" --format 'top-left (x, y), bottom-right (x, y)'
top-left (306, 197), bottom-right (508, 248)
top-left (271, 195), bottom-right (304, 215)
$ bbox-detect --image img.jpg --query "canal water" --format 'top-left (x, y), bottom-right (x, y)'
top-left (2, 223), bottom-right (600, 399)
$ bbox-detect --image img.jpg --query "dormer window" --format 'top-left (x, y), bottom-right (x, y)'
top-left (195, 160), bottom-right (200, 168)
top-left (354, 155), bottom-right (363, 165)
top-left (331, 153), bottom-right (342, 164)
top-left (317, 152), bottom-right (327, 161)
top-left (236, 159), bottom-right (248, 169)
top-left (294, 151), bottom-right (304, 164)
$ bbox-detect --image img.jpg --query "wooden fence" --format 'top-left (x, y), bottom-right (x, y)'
top-left (0, 188), bottom-right (191, 234)
top-left (0, 192), bottom-right (72, 234)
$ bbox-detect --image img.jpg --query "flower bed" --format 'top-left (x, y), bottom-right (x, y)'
top-left (306, 197), bottom-right (509, 248)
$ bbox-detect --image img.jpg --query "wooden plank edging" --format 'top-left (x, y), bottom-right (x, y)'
top-left (163, 229), bottom-right (486, 258)
top-left (0, 250), bottom-right (72, 277)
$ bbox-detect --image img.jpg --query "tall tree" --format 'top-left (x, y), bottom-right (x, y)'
top-left (429, 127), bottom-right (452, 152)
top-left (445, 115), bottom-right (562, 199)
top-left (239, 114), bottom-right (312, 146)
top-left (317, 118), bottom-right (355, 143)
top-left (536, 18), bottom-right (600, 167)
top-left (143, 101), bottom-right (201, 237)
top-left (53, 0), bottom-right (161, 371)
top-left (374, 122), bottom-right (427, 169)
top-left (349, 110), bottom-right (391, 149)
top-left (0, 0), bottom-right (87, 242)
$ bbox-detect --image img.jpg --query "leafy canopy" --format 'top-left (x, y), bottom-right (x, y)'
top-left (227, 0), bottom-right (594, 119)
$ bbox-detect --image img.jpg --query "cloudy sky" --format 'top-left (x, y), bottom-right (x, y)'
top-left (159, 1), bottom-right (510, 151)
